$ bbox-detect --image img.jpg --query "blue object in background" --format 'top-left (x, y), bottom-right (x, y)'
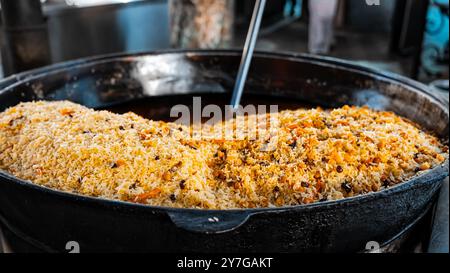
top-left (421, 0), bottom-right (449, 78)
top-left (283, 0), bottom-right (302, 18)
top-left (117, 1), bottom-right (169, 53)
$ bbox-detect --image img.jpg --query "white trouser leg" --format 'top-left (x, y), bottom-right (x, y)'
top-left (308, 0), bottom-right (338, 54)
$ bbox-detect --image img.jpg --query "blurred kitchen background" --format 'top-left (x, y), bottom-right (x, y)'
top-left (0, 0), bottom-right (448, 86)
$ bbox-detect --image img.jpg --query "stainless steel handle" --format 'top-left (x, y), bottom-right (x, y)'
top-left (230, 0), bottom-right (267, 110)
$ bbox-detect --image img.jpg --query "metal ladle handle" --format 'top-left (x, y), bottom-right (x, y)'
top-left (230, 0), bottom-right (267, 110)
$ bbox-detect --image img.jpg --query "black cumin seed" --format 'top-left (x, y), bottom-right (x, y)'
top-left (341, 182), bottom-right (352, 193)
top-left (169, 194), bottom-right (176, 202)
top-left (289, 141), bottom-right (297, 149)
top-left (304, 159), bottom-right (314, 166)
top-left (301, 182), bottom-right (310, 188)
top-left (336, 165), bottom-right (344, 173)
top-left (179, 180), bottom-right (186, 189)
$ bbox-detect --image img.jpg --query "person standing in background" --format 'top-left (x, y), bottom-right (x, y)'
top-left (308, 0), bottom-right (339, 55)
top-left (169, 0), bottom-right (234, 49)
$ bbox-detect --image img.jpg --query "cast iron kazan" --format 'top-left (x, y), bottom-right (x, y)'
top-left (0, 50), bottom-right (448, 253)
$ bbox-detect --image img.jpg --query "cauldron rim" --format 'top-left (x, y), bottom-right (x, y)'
top-left (0, 49), bottom-right (448, 110)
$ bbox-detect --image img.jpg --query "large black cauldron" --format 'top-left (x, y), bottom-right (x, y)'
top-left (0, 50), bottom-right (448, 253)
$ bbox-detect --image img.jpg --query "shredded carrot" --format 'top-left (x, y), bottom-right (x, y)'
top-left (217, 150), bottom-right (225, 159)
top-left (315, 180), bottom-right (324, 192)
top-left (35, 167), bottom-right (44, 176)
top-left (134, 188), bottom-right (161, 203)
top-left (298, 121), bottom-right (312, 128)
top-left (295, 128), bottom-right (305, 136)
top-left (162, 171), bottom-right (172, 181)
top-left (420, 162), bottom-right (431, 171)
top-left (59, 108), bottom-right (75, 116)
top-left (115, 159), bottom-right (126, 167)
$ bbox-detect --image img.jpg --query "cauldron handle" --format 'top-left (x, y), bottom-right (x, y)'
top-left (167, 210), bottom-right (253, 234)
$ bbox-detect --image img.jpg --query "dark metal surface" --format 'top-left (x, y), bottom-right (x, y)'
top-left (44, 0), bottom-right (170, 63)
top-left (0, 50), bottom-right (448, 252)
top-left (0, 0), bottom-right (51, 75)
top-left (0, 0), bottom-right (44, 27)
top-left (428, 178), bottom-right (449, 253)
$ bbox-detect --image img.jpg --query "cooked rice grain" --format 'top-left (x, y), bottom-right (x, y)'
top-left (0, 101), bottom-right (447, 209)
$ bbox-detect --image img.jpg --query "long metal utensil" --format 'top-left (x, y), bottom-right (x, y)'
top-left (230, 0), bottom-right (267, 110)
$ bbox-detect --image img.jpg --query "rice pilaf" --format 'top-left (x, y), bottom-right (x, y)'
top-left (0, 101), bottom-right (447, 209)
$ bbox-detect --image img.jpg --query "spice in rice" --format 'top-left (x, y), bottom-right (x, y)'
top-left (0, 101), bottom-right (447, 209)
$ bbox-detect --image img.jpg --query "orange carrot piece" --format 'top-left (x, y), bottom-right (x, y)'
top-left (134, 188), bottom-right (161, 203)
